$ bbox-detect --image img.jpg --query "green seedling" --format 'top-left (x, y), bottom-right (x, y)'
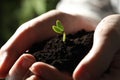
top-left (52, 20), bottom-right (66, 42)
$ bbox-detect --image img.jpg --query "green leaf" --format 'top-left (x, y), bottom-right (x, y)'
top-left (52, 25), bottom-right (63, 34)
top-left (56, 20), bottom-right (64, 30)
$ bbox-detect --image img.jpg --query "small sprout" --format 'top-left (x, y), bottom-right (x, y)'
top-left (52, 20), bottom-right (66, 42)
top-left (62, 32), bottom-right (66, 42)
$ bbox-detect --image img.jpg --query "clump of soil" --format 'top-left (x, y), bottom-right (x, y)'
top-left (28, 30), bottom-right (94, 75)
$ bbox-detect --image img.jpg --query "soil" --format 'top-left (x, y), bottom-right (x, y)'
top-left (28, 30), bottom-right (94, 75)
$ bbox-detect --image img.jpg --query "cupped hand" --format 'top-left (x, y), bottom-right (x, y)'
top-left (73, 14), bottom-right (120, 80)
top-left (0, 10), bottom-right (96, 79)
top-left (1, 9), bottom-right (120, 80)
top-left (7, 14), bottom-right (120, 80)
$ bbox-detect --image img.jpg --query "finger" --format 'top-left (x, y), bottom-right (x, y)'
top-left (0, 10), bottom-right (60, 78)
top-left (29, 62), bottom-right (73, 80)
top-left (73, 15), bottom-right (120, 80)
top-left (26, 75), bottom-right (41, 80)
top-left (6, 54), bottom-right (35, 80)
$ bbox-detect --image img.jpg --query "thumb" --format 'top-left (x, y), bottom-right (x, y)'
top-left (73, 15), bottom-right (120, 80)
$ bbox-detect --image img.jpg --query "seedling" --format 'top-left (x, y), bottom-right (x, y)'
top-left (52, 20), bottom-right (66, 42)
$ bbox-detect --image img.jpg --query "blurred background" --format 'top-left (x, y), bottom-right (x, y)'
top-left (0, 0), bottom-right (60, 48)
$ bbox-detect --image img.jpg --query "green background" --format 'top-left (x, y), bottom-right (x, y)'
top-left (0, 0), bottom-right (59, 47)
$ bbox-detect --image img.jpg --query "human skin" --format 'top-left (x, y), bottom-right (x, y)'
top-left (73, 14), bottom-right (120, 80)
top-left (0, 10), bottom-right (120, 80)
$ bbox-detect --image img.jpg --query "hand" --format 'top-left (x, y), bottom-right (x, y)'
top-left (6, 56), bottom-right (73, 80)
top-left (73, 14), bottom-right (120, 80)
top-left (0, 10), bottom-right (97, 79)
top-left (24, 14), bottom-right (120, 80)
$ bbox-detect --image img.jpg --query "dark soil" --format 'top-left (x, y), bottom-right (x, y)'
top-left (28, 30), bottom-right (94, 75)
